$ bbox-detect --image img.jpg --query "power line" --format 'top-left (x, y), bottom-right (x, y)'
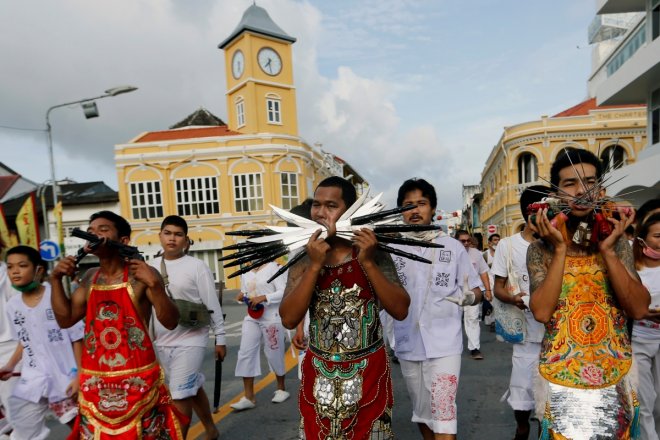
top-left (0, 124), bottom-right (46, 133)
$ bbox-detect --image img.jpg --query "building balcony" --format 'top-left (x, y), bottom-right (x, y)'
top-left (597, 33), bottom-right (660, 105)
top-left (597, 0), bottom-right (645, 15)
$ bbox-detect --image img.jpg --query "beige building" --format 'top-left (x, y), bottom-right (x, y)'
top-left (480, 98), bottom-right (646, 236)
top-left (113, 4), bottom-right (364, 287)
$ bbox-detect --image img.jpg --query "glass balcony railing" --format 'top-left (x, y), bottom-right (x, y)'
top-left (606, 21), bottom-right (646, 76)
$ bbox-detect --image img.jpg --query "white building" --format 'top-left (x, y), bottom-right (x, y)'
top-left (590, 0), bottom-right (660, 204)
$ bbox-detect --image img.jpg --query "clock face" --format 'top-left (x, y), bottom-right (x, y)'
top-left (257, 47), bottom-right (282, 76)
top-left (232, 50), bottom-right (245, 79)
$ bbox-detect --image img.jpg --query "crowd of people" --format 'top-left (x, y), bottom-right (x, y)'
top-left (0, 147), bottom-right (657, 439)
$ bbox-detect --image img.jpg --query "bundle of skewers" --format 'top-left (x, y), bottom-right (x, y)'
top-left (525, 147), bottom-right (637, 246)
top-left (220, 192), bottom-right (445, 282)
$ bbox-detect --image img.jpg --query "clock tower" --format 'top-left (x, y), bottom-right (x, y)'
top-left (219, 4), bottom-right (298, 136)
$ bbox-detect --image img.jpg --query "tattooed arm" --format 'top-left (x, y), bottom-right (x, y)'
top-left (602, 236), bottom-right (649, 320)
top-left (528, 240), bottom-right (564, 323)
top-left (279, 255), bottom-right (316, 329)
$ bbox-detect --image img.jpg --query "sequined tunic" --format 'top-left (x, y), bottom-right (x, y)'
top-left (68, 267), bottom-right (185, 440)
top-left (299, 253), bottom-right (394, 440)
top-left (538, 254), bottom-right (640, 439)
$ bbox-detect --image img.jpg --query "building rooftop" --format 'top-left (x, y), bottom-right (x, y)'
top-left (170, 107), bottom-right (226, 129)
top-left (552, 97), bottom-right (643, 117)
top-left (218, 4), bottom-right (296, 49)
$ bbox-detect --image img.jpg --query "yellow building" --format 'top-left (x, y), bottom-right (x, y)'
top-left (114, 4), bottom-right (364, 288)
top-left (480, 98), bottom-right (646, 237)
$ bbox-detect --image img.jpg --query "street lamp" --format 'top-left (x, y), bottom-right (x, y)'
top-left (44, 85), bottom-right (138, 239)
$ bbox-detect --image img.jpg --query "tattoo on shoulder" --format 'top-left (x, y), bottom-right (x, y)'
top-left (284, 255), bottom-right (310, 298)
top-left (527, 240), bottom-right (550, 294)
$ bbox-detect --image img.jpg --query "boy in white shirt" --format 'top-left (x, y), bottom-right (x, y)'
top-left (491, 186), bottom-right (548, 440)
top-left (150, 215), bottom-right (226, 439)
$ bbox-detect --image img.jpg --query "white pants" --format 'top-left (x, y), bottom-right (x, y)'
top-left (0, 341), bottom-right (18, 434)
top-left (633, 337), bottom-right (660, 440)
top-left (502, 341), bottom-right (541, 411)
top-left (399, 355), bottom-right (461, 434)
top-left (463, 304), bottom-right (481, 351)
top-left (235, 317), bottom-right (286, 378)
top-left (379, 310), bottom-right (395, 350)
top-left (7, 396), bottom-right (51, 440)
top-left (156, 345), bottom-right (206, 400)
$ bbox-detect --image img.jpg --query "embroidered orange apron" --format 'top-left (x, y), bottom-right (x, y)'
top-left (68, 267), bottom-right (185, 440)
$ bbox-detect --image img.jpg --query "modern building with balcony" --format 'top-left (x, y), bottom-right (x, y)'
top-left (589, 0), bottom-right (660, 203)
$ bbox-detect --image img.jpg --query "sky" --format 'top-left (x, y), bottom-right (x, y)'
top-left (0, 0), bottom-right (595, 212)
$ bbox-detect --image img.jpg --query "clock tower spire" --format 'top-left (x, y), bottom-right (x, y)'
top-left (219, 5), bottom-right (298, 136)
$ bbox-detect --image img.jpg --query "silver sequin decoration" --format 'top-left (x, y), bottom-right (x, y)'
top-left (547, 381), bottom-right (631, 439)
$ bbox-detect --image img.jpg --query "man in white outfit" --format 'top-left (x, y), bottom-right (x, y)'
top-left (482, 234), bottom-right (500, 329)
top-left (491, 185), bottom-right (548, 440)
top-left (392, 178), bottom-right (482, 440)
top-left (230, 261), bottom-right (289, 410)
top-left (455, 230), bottom-right (490, 360)
top-left (0, 239), bottom-right (18, 438)
top-left (150, 215), bottom-right (226, 439)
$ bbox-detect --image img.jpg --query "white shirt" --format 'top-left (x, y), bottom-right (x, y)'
top-left (6, 285), bottom-right (84, 403)
top-left (633, 265), bottom-right (660, 340)
top-left (240, 262), bottom-right (287, 322)
top-left (0, 262), bottom-right (19, 363)
top-left (392, 235), bottom-right (482, 361)
top-left (490, 233), bottom-right (544, 343)
top-left (150, 255), bottom-right (226, 347)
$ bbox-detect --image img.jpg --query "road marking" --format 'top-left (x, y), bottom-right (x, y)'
top-left (186, 344), bottom-right (300, 440)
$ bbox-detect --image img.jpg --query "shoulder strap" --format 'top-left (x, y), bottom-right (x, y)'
top-left (159, 258), bottom-right (173, 299)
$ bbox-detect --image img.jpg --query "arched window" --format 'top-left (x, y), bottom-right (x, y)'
top-left (518, 153), bottom-right (538, 184)
top-left (600, 145), bottom-right (627, 171)
top-left (266, 93), bottom-right (282, 124)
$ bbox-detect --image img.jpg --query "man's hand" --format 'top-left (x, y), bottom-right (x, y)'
top-left (235, 292), bottom-right (245, 303)
top-left (446, 275), bottom-right (476, 307)
top-left (599, 207), bottom-right (635, 255)
top-left (66, 376), bottom-right (80, 400)
top-left (0, 365), bottom-right (14, 381)
top-left (292, 327), bottom-right (308, 351)
top-left (248, 295), bottom-right (267, 307)
top-left (306, 229), bottom-right (330, 268)
top-left (128, 259), bottom-right (160, 288)
top-left (535, 208), bottom-right (566, 252)
top-left (352, 228), bottom-right (378, 266)
top-left (511, 293), bottom-right (528, 310)
top-left (215, 345), bottom-right (227, 361)
top-left (642, 307), bottom-right (660, 324)
top-left (51, 256), bottom-right (78, 281)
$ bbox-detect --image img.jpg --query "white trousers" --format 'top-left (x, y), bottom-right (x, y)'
top-left (379, 310), bottom-right (395, 350)
top-left (7, 396), bottom-right (50, 440)
top-left (0, 341), bottom-right (18, 434)
top-left (463, 304), bottom-right (481, 351)
top-left (399, 355), bottom-right (461, 434)
top-left (632, 337), bottom-right (660, 440)
top-left (156, 345), bottom-right (206, 400)
top-left (502, 341), bottom-right (541, 411)
top-left (235, 317), bottom-right (286, 378)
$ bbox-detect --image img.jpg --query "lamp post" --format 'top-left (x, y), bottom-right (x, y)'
top-left (44, 85), bottom-right (138, 239)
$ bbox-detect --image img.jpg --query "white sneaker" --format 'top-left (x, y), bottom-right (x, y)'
top-left (230, 396), bottom-right (256, 411)
top-left (271, 389), bottom-right (290, 403)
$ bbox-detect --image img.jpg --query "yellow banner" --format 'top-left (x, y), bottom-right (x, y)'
top-left (0, 204), bottom-right (11, 251)
top-left (54, 200), bottom-right (64, 254)
top-left (16, 193), bottom-right (40, 250)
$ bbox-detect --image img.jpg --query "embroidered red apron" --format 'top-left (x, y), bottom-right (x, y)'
top-left (68, 267), bottom-right (185, 440)
top-left (299, 253), bottom-right (393, 440)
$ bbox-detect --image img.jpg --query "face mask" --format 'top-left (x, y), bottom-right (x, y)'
top-left (643, 245), bottom-right (660, 260)
top-left (10, 267), bottom-right (42, 292)
top-left (491, 244), bottom-right (498, 250)
top-left (12, 280), bottom-right (41, 292)
top-left (638, 237), bottom-right (660, 260)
